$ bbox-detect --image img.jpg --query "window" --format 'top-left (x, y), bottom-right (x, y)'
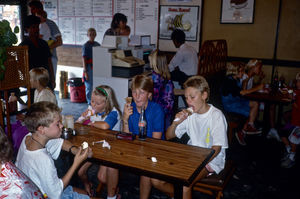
top-left (0, 5), bottom-right (21, 44)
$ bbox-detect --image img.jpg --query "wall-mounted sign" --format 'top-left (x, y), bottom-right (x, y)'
top-left (159, 5), bottom-right (199, 41)
top-left (221, 0), bottom-right (255, 24)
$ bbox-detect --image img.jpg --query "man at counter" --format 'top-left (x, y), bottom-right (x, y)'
top-left (29, 0), bottom-right (63, 81)
top-left (168, 29), bottom-right (198, 87)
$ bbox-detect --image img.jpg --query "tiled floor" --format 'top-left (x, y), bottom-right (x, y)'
top-left (57, 94), bottom-right (300, 199)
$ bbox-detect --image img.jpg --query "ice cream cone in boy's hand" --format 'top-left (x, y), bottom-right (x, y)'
top-left (125, 97), bottom-right (132, 104)
top-left (174, 107), bottom-right (194, 122)
top-left (81, 141), bottom-right (88, 150)
top-left (186, 107), bottom-right (194, 115)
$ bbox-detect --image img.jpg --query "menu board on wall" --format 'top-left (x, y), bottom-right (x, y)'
top-left (43, 0), bottom-right (158, 45)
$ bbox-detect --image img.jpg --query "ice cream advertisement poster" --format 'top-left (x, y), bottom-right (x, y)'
top-left (221, 0), bottom-right (255, 23)
top-left (159, 6), bottom-right (199, 41)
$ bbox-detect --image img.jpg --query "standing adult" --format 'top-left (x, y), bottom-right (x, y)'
top-left (104, 13), bottom-right (130, 36)
top-left (20, 15), bottom-right (54, 91)
top-left (168, 29), bottom-right (198, 87)
top-left (29, 0), bottom-right (63, 81)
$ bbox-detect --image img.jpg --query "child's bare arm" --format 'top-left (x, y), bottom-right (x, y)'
top-left (240, 84), bottom-right (264, 95)
top-left (166, 110), bottom-right (189, 140)
top-left (90, 121), bottom-right (110, 129)
top-left (122, 102), bottom-right (133, 133)
top-left (62, 147), bottom-right (88, 188)
top-left (166, 123), bottom-right (177, 140)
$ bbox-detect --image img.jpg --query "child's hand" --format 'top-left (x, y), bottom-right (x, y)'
top-left (123, 103), bottom-right (133, 121)
top-left (73, 147), bottom-right (88, 167)
top-left (81, 109), bottom-right (90, 117)
top-left (174, 110), bottom-right (189, 124)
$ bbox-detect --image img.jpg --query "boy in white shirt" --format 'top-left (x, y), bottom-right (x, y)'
top-left (142, 76), bottom-right (228, 199)
top-left (16, 101), bottom-right (91, 199)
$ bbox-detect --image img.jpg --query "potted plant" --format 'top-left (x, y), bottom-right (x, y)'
top-left (0, 19), bottom-right (19, 80)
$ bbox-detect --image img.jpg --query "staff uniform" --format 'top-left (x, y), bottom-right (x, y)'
top-left (168, 43), bottom-right (198, 76)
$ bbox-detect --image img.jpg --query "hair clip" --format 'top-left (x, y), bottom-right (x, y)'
top-left (96, 87), bottom-right (108, 97)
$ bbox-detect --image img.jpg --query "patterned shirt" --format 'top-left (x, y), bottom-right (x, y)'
top-left (152, 71), bottom-right (174, 116)
top-left (0, 162), bottom-right (43, 198)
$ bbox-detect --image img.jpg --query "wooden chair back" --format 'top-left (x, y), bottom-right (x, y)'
top-left (197, 40), bottom-right (227, 77)
top-left (0, 46), bottom-right (30, 139)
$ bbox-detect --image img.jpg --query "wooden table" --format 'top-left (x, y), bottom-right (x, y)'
top-left (245, 90), bottom-right (292, 133)
top-left (70, 124), bottom-right (214, 199)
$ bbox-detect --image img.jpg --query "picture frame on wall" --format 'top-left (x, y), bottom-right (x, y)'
top-left (220, 0), bottom-right (255, 24)
top-left (159, 5), bottom-right (199, 41)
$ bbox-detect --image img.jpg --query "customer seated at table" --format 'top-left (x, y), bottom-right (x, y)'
top-left (30, 67), bottom-right (57, 104)
top-left (123, 74), bottom-right (164, 199)
top-left (279, 72), bottom-right (300, 168)
top-left (143, 76), bottom-right (228, 199)
top-left (15, 101), bottom-right (91, 199)
top-left (11, 67), bottom-right (57, 153)
top-left (242, 60), bottom-right (280, 141)
top-left (0, 127), bottom-right (44, 198)
top-left (148, 49), bottom-right (174, 130)
top-left (76, 85), bottom-right (122, 198)
top-left (221, 63), bottom-right (263, 145)
top-left (241, 59), bottom-right (264, 90)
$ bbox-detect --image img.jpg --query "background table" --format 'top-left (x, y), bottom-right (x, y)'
top-left (70, 124), bottom-right (214, 199)
top-left (245, 90), bottom-right (292, 133)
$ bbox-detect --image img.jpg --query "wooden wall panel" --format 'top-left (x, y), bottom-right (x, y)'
top-left (57, 46), bottom-right (82, 67)
top-left (277, 0), bottom-right (300, 61)
top-left (202, 0), bottom-right (279, 59)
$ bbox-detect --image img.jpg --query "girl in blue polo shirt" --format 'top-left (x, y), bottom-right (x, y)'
top-left (123, 74), bottom-right (165, 139)
top-left (77, 85), bottom-right (121, 198)
top-left (123, 74), bottom-right (164, 198)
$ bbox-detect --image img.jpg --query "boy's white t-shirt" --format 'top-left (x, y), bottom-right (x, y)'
top-left (16, 133), bottom-right (64, 199)
top-left (34, 88), bottom-right (57, 104)
top-left (175, 105), bottom-right (228, 174)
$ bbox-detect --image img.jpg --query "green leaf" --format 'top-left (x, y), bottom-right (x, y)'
top-left (14, 26), bottom-right (19, 34)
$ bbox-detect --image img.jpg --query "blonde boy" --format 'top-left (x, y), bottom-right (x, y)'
top-left (143, 76), bottom-right (228, 199)
top-left (82, 28), bottom-right (101, 105)
top-left (16, 101), bottom-right (91, 199)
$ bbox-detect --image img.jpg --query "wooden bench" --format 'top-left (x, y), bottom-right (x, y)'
top-left (193, 160), bottom-right (235, 199)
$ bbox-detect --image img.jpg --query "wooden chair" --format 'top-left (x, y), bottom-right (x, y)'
top-left (0, 46), bottom-right (31, 139)
top-left (193, 160), bottom-right (235, 199)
